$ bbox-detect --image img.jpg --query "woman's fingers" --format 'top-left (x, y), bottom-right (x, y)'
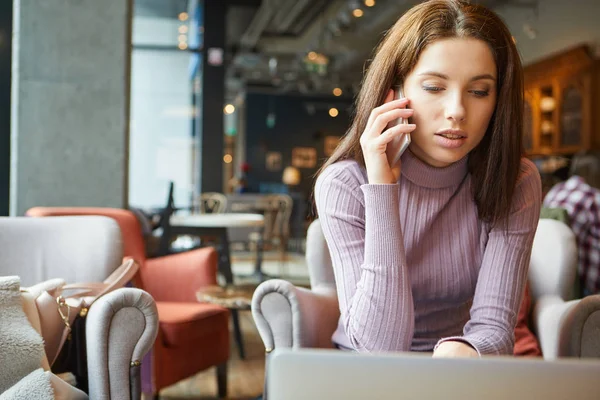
top-left (368, 123), bottom-right (416, 151)
top-left (365, 96), bottom-right (410, 132)
top-left (363, 108), bottom-right (414, 141)
top-left (361, 89), bottom-right (411, 184)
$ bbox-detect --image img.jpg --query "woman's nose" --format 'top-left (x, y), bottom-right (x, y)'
top-left (445, 93), bottom-right (466, 122)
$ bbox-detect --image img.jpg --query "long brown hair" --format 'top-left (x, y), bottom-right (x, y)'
top-left (315, 0), bottom-right (523, 227)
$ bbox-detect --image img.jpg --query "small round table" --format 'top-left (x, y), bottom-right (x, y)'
top-left (167, 213), bottom-right (267, 284)
top-left (197, 284), bottom-right (256, 359)
top-left (196, 284), bottom-right (255, 309)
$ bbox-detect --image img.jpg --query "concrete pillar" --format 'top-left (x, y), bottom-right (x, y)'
top-left (10, 0), bottom-right (132, 215)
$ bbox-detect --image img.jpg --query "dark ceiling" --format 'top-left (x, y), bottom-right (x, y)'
top-left (134, 0), bottom-right (521, 99)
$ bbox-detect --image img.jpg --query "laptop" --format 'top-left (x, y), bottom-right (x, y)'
top-left (267, 348), bottom-right (600, 400)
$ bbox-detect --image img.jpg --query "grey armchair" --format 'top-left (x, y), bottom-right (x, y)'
top-left (252, 218), bottom-right (600, 359)
top-left (529, 219), bottom-right (600, 359)
top-left (0, 216), bottom-right (159, 399)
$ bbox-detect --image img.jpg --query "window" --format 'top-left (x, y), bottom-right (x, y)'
top-left (129, 0), bottom-right (203, 209)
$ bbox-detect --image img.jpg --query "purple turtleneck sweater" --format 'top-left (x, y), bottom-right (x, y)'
top-left (314, 149), bottom-right (542, 355)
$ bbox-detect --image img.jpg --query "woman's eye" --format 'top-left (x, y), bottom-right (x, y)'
top-left (471, 90), bottom-right (489, 97)
top-left (422, 86), bottom-right (443, 93)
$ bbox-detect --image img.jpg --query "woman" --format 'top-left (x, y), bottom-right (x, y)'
top-left (314, 0), bottom-right (541, 357)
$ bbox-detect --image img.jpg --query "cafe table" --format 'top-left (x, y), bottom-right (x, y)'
top-left (167, 213), bottom-right (266, 284)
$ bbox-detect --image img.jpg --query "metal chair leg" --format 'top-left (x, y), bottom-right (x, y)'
top-left (231, 309), bottom-right (246, 359)
top-left (216, 362), bottom-right (228, 399)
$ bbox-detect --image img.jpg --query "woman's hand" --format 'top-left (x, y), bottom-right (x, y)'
top-left (432, 341), bottom-right (479, 358)
top-left (360, 89), bottom-right (415, 184)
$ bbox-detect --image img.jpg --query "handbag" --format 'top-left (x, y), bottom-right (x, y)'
top-left (28, 258), bottom-right (139, 392)
top-left (16, 287), bottom-right (90, 399)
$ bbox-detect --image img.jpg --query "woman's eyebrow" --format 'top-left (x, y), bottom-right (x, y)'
top-left (470, 74), bottom-right (496, 82)
top-left (417, 71), bottom-right (449, 79)
top-left (417, 71), bottom-right (496, 82)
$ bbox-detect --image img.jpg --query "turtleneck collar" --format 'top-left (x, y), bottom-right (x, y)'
top-left (400, 148), bottom-right (469, 189)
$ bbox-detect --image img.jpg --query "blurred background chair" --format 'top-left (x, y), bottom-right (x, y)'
top-left (225, 194), bottom-right (273, 253)
top-left (269, 194), bottom-right (294, 272)
top-left (26, 207), bottom-right (231, 399)
top-left (185, 192), bottom-right (229, 251)
top-left (252, 218), bottom-right (600, 359)
top-left (0, 216), bottom-right (158, 399)
top-left (245, 194), bottom-right (294, 276)
top-left (130, 207), bottom-right (163, 258)
top-left (196, 192), bottom-right (228, 214)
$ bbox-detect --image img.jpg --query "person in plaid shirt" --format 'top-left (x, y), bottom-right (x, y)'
top-left (543, 152), bottom-right (600, 296)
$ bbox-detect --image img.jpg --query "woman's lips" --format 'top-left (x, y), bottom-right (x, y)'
top-left (434, 130), bottom-right (468, 149)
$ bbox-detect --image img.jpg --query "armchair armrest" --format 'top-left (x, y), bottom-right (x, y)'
top-left (534, 294), bottom-right (600, 359)
top-left (252, 279), bottom-right (339, 351)
top-left (86, 288), bottom-right (158, 400)
top-left (142, 247), bottom-right (218, 302)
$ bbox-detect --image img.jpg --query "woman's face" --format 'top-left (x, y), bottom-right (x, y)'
top-left (402, 38), bottom-right (498, 168)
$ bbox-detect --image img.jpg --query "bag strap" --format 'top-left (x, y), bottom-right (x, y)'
top-left (60, 259), bottom-right (139, 300)
top-left (23, 278), bottom-right (66, 298)
top-left (102, 258), bottom-right (139, 293)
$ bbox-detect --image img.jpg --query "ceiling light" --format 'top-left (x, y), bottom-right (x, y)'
top-left (352, 9), bottom-right (364, 18)
top-left (540, 97), bottom-right (556, 112)
top-left (333, 88), bottom-right (343, 96)
top-left (541, 120), bottom-right (554, 134)
top-left (364, 0), bottom-right (375, 6)
top-left (329, 108), bottom-right (339, 117)
top-left (223, 154), bottom-right (233, 164)
top-left (178, 34), bottom-right (187, 42)
top-left (269, 57), bottom-right (278, 75)
top-left (179, 25), bottom-right (188, 34)
top-left (178, 12), bottom-right (188, 21)
top-left (178, 42), bottom-right (188, 50)
top-left (224, 104), bottom-right (236, 114)
top-left (304, 52), bottom-right (329, 76)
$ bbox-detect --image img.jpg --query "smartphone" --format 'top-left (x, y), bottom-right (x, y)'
top-left (386, 86), bottom-right (411, 165)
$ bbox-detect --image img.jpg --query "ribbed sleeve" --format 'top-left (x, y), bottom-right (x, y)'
top-left (315, 162), bottom-right (414, 352)
top-left (436, 159), bottom-right (542, 355)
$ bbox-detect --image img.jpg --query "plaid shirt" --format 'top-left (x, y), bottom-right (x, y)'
top-left (544, 176), bottom-right (600, 295)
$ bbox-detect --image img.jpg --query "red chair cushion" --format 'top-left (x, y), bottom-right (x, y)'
top-left (514, 285), bottom-right (542, 357)
top-left (156, 301), bottom-right (229, 347)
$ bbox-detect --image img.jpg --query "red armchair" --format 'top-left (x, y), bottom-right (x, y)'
top-left (26, 207), bottom-right (230, 399)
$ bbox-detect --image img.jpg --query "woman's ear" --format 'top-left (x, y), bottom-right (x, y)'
top-left (383, 89), bottom-right (395, 104)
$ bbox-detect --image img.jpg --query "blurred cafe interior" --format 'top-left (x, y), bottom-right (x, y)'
top-left (1, 0), bottom-right (600, 399)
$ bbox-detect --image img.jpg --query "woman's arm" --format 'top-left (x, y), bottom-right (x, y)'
top-left (435, 159), bottom-right (542, 356)
top-left (315, 162), bottom-right (414, 352)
